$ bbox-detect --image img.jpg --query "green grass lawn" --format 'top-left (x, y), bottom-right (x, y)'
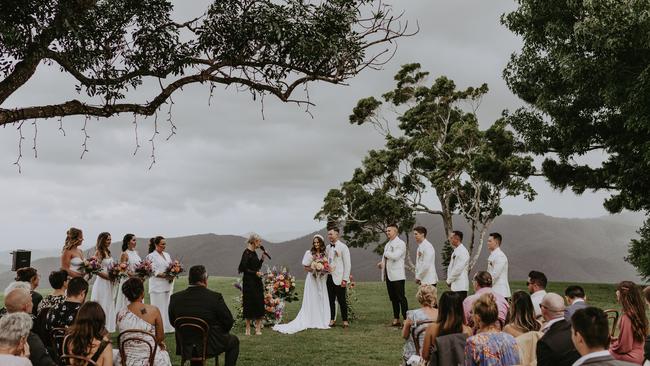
top-left (0, 278), bottom-right (638, 366)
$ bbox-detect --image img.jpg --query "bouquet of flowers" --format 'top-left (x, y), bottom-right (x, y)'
top-left (345, 274), bottom-right (359, 321)
top-left (163, 259), bottom-right (184, 281)
top-left (310, 254), bottom-right (330, 278)
top-left (79, 256), bottom-right (102, 277)
top-left (263, 292), bottom-right (285, 324)
top-left (263, 266), bottom-right (299, 303)
top-left (107, 262), bottom-right (129, 283)
top-left (134, 260), bottom-right (154, 278)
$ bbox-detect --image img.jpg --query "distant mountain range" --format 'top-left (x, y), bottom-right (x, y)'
top-left (0, 213), bottom-right (643, 289)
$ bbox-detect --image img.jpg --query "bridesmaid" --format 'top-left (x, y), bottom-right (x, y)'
top-left (238, 233), bottom-right (265, 336)
top-left (89, 232), bottom-right (117, 333)
top-left (61, 227), bottom-right (85, 278)
top-left (145, 236), bottom-right (174, 333)
top-left (114, 234), bottom-right (142, 312)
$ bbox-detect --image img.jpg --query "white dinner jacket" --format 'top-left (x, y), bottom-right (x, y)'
top-left (327, 240), bottom-right (351, 286)
top-left (381, 236), bottom-right (406, 282)
top-left (415, 239), bottom-right (438, 285)
top-left (145, 250), bottom-right (173, 293)
top-left (446, 243), bottom-right (469, 291)
top-left (487, 247), bottom-right (511, 298)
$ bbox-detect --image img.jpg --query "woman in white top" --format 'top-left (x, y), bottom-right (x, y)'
top-left (0, 312), bottom-right (33, 366)
top-left (90, 232), bottom-right (117, 332)
top-left (115, 234), bottom-right (142, 312)
top-left (61, 227), bottom-right (85, 278)
top-left (145, 236), bottom-right (174, 333)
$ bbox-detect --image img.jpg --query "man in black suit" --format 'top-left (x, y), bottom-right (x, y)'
top-left (169, 265), bottom-right (239, 366)
top-left (564, 285), bottom-right (588, 323)
top-left (536, 292), bottom-right (581, 366)
top-left (570, 307), bottom-right (637, 365)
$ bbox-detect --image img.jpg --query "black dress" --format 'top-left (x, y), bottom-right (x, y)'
top-left (238, 248), bottom-right (265, 319)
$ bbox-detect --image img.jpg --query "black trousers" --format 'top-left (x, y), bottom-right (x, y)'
top-left (386, 278), bottom-right (408, 320)
top-left (326, 275), bottom-right (348, 321)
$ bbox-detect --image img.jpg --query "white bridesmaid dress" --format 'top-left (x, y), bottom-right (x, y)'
top-left (114, 250), bottom-right (142, 312)
top-left (90, 257), bottom-right (117, 332)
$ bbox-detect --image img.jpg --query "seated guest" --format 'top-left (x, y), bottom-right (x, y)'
top-left (462, 271), bottom-right (508, 329)
top-left (63, 302), bottom-right (112, 366)
top-left (421, 291), bottom-right (473, 362)
top-left (571, 307), bottom-right (638, 366)
top-left (564, 285), bottom-right (588, 322)
top-left (465, 293), bottom-right (520, 365)
top-left (37, 270), bottom-right (68, 313)
top-left (15, 267), bottom-right (43, 317)
top-left (0, 282), bottom-right (33, 320)
top-left (609, 281), bottom-right (648, 364)
top-left (5, 288), bottom-right (56, 366)
top-left (536, 292), bottom-right (580, 366)
top-left (45, 277), bottom-right (88, 332)
top-left (0, 312), bottom-right (33, 366)
top-left (643, 286), bottom-right (650, 364)
top-left (527, 270), bottom-right (548, 319)
top-left (115, 277), bottom-right (171, 366)
top-left (169, 265), bottom-right (239, 366)
top-left (401, 284), bottom-right (438, 365)
top-left (504, 290), bottom-right (541, 337)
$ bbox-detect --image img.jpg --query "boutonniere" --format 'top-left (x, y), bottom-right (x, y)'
top-left (417, 251), bottom-right (422, 258)
top-left (452, 254), bottom-right (456, 260)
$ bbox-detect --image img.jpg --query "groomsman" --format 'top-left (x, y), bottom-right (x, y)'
top-left (446, 230), bottom-right (469, 300)
top-left (326, 227), bottom-right (351, 328)
top-left (487, 232), bottom-right (511, 299)
top-left (414, 226), bottom-right (438, 286)
top-left (377, 223), bottom-right (408, 326)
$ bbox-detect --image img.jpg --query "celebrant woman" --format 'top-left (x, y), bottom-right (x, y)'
top-left (238, 233), bottom-right (265, 336)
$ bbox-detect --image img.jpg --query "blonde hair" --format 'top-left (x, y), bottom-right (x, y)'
top-left (416, 284), bottom-right (438, 307)
top-left (472, 293), bottom-right (499, 325)
top-left (63, 227), bottom-right (83, 251)
top-left (246, 233), bottom-right (261, 245)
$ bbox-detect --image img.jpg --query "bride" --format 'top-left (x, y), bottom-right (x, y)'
top-left (272, 235), bottom-right (330, 334)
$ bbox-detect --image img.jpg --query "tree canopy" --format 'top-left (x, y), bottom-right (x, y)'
top-left (502, 0), bottom-right (650, 279)
top-left (0, 0), bottom-right (410, 126)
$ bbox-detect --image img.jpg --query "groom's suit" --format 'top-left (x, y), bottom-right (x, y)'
top-left (326, 240), bottom-right (351, 322)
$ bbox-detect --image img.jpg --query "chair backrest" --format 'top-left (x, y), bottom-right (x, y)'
top-left (430, 333), bottom-right (468, 366)
top-left (60, 354), bottom-right (98, 366)
top-left (174, 316), bottom-right (209, 365)
top-left (34, 306), bottom-right (51, 342)
top-left (118, 329), bottom-right (158, 366)
top-left (411, 320), bottom-right (434, 355)
top-left (603, 309), bottom-right (619, 337)
top-left (50, 327), bottom-right (68, 360)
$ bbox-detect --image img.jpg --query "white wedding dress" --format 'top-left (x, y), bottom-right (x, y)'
top-left (272, 250), bottom-right (330, 334)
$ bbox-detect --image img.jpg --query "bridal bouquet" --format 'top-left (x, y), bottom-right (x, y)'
top-left (134, 260), bottom-right (154, 278)
top-left (107, 262), bottom-right (129, 283)
top-left (164, 260), bottom-right (184, 280)
top-left (80, 256), bottom-right (102, 277)
top-left (263, 266), bottom-right (299, 303)
top-left (310, 254), bottom-right (330, 278)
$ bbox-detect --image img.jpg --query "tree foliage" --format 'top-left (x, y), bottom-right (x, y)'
top-left (502, 0), bottom-right (650, 277)
top-left (0, 0), bottom-right (410, 125)
top-left (316, 64), bottom-right (535, 271)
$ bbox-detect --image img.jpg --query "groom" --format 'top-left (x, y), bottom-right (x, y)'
top-left (326, 227), bottom-right (351, 328)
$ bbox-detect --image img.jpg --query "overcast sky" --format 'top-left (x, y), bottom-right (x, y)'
top-left (0, 0), bottom-right (619, 251)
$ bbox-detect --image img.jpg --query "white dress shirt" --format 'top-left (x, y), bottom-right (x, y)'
top-left (571, 350), bottom-right (611, 366)
top-left (446, 244), bottom-right (469, 291)
top-left (381, 236), bottom-right (406, 282)
top-left (415, 239), bottom-right (438, 285)
top-left (530, 289), bottom-right (547, 318)
top-left (487, 247), bottom-right (511, 297)
top-left (327, 240), bottom-right (351, 286)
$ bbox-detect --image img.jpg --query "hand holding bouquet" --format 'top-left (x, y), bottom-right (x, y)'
top-left (134, 260), bottom-right (154, 278)
top-left (80, 256), bottom-right (102, 278)
top-left (108, 262), bottom-right (129, 283)
top-left (310, 254), bottom-right (330, 278)
top-left (164, 260), bottom-right (184, 282)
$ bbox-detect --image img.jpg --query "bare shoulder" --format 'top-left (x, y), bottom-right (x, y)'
top-left (462, 325), bottom-right (473, 336)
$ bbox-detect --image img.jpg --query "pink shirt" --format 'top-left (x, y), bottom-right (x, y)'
top-left (463, 287), bottom-right (509, 327)
top-left (609, 313), bottom-right (645, 364)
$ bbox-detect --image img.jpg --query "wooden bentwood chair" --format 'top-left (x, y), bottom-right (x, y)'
top-left (174, 316), bottom-right (218, 366)
top-left (603, 308), bottom-right (620, 337)
top-left (117, 329), bottom-right (158, 366)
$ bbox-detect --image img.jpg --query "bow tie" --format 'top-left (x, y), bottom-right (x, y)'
top-left (329, 244), bottom-right (336, 247)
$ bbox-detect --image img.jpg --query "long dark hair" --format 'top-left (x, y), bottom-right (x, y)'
top-left (95, 232), bottom-right (111, 259)
top-left (149, 236), bottom-right (164, 253)
top-left (506, 290), bottom-right (540, 332)
top-left (65, 302), bottom-right (106, 361)
top-left (617, 281), bottom-right (648, 342)
top-left (311, 235), bottom-right (325, 256)
top-left (122, 233), bottom-right (135, 252)
top-left (437, 291), bottom-right (464, 336)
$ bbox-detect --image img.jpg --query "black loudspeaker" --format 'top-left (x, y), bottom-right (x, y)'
top-left (11, 250), bottom-right (31, 271)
